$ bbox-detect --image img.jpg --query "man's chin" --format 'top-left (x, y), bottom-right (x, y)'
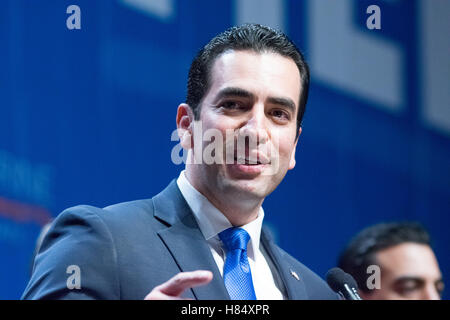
top-left (220, 175), bottom-right (274, 200)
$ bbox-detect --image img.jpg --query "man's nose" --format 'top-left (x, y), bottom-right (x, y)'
top-left (239, 106), bottom-right (268, 144)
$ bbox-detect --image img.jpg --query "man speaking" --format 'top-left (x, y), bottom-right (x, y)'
top-left (22, 24), bottom-right (337, 300)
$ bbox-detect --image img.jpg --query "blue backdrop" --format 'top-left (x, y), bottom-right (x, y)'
top-left (1, 0), bottom-right (449, 299)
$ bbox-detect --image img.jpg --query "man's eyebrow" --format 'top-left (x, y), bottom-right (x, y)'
top-left (215, 87), bottom-right (255, 101)
top-left (215, 87), bottom-right (296, 113)
top-left (394, 276), bottom-right (424, 286)
top-left (266, 96), bottom-right (296, 113)
top-left (436, 278), bottom-right (444, 285)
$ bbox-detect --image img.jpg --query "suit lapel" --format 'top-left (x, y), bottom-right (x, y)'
top-left (152, 180), bottom-right (309, 300)
top-left (261, 228), bottom-right (308, 300)
top-left (153, 180), bottom-right (230, 300)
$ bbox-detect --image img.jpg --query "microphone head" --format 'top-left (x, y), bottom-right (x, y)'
top-left (326, 267), bottom-right (358, 293)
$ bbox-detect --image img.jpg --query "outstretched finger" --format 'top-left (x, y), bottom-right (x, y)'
top-left (158, 270), bottom-right (213, 297)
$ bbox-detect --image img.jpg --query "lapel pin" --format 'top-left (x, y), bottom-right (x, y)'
top-left (290, 269), bottom-right (300, 281)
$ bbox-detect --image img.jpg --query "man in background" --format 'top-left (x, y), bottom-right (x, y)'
top-left (338, 222), bottom-right (444, 300)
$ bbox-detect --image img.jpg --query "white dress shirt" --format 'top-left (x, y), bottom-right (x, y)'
top-left (176, 170), bottom-right (285, 300)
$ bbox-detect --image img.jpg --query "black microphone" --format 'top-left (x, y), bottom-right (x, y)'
top-left (326, 267), bottom-right (363, 300)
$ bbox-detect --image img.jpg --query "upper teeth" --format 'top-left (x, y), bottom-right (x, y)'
top-left (236, 157), bottom-right (260, 164)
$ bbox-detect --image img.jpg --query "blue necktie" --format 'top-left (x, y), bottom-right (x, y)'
top-left (219, 227), bottom-right (257, 300)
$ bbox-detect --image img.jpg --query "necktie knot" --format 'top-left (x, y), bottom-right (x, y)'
top-left (219, 227), bottom-right (250, 252)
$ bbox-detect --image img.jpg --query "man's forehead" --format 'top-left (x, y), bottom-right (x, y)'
top-left (207, 50), bottom-right (302, 104)
top-left (210, 49), bottom-right (299, 76)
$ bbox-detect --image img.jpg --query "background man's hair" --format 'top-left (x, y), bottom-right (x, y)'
top-left (337, 221), bottom-right (431, 293)
top-left (186, 23), bottom-right (309, 134)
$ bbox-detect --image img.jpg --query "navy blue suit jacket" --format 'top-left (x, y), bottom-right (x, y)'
top-left (22, 180), bottom-right (337, 300)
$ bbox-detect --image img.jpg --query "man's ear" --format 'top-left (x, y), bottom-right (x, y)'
top-left (288, 127), bottom-right (302, 170)
top-left (176, 103), bottom-right (195, 149)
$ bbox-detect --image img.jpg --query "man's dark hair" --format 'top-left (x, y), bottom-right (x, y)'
top-left (337, 222), bottom-right (431, 293)
top-left (186, 23), bottom-right (310, 134)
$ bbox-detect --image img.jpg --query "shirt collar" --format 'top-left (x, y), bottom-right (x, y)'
top-left (176, 170), bottom-right (264, 260)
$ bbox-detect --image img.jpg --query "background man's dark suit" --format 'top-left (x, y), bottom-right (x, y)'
top-left (22, 180), bottom-right (337, 299)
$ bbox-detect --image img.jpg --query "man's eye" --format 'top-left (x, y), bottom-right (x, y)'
top-left (220, 101), bottom-right (244, 110)
top-left (400, 286), bottom-right (417, 294)
top-left (271, 109), bottom-right (290, 121)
